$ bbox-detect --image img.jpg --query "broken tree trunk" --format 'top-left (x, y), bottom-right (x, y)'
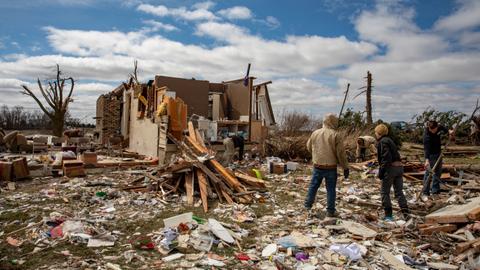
top-left (366, 71), bottom-right (373, 125)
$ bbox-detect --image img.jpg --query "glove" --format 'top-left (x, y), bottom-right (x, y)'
top-left (343, 168), bottom-right (350, 179)
top-left (378, 167), bottom-right (385, 180)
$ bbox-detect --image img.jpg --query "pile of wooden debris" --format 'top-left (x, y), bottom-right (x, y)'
top-left (123, 122), bottom-right (266, 212)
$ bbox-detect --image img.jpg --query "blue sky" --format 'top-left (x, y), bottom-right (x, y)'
top-left (0, 0), bottom-right (479, 123)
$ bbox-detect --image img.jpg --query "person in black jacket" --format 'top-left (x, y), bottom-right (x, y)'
top-left (423, 120), bottom-right (450, 195)
top-left (222, 135), bottom-right (245, 164)
top-left (375, 124), bottom-right (409, 221)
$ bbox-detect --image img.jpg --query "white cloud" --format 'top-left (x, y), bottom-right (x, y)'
top-left (434, 0), bottom-right (480, 32)
top-left (218, 6), bottom-right (252, 20)
top-left (192, 1), bottom-right (215, 10)
top-left (354, 2), bottom-right (448, 61)
top-left (44, 26), bottom-right (146, 56)
top-left (142, 19), bottom-right (179, 32)
top-left (0, 1), bottom-right (477, 122)
top-left (137, 3), bottom-right (217, 21)
top-left (338, 1), bottom-right (480, 90)
top-left (264, 16), bottom-right (280, 29)
top-left (6, 24), bottom-right (375, 82)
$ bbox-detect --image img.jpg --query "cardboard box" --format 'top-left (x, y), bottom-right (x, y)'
top-left (0, 161), bottom-right (13, 182)
top-left (272, 162), bottom-right (286, 174)
top-left (81, 152), bottom-right (97, 165)
top-left (63, 160), bottom-right (85, 177)
top-left (12, 157), bottom-right (29, 180)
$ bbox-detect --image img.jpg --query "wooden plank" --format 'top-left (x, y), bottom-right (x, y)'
top-left (381, 251), bottom-right (415, 270)
top-left (467, 207), bottom-right (480, 220)
top-left (185, 172), bottom-right (194, 206)
top-left (185, 135), bottom-right (244, 192)
top-left (426, 197), bottom-right (480, 224)
top-left (221, 189), bottom-right (234, 204)
top-left (454, 248), bottom-right (479, 263)
top-left (195, 129), bottom-right (206, 148)
top-left (234, 172), bottom-right (266, 188)
top-left (210, 179), bottom-right (223, 204)
top-left (196, 169), bottom-right (209, 213)
top-left (419, 224), bottom-right (457, 235)
top-left (188, 121), bottom-right (196, 142)
top-left (192, 162), bottom-right (233, 195)
top-left (427, 262), bottom-right (458, 270)
top-left (403, 173), bottom-right (421, 181)
top-left (455, 239), bottom-right (480, 255)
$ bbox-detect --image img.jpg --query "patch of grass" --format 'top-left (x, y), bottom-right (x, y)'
top-left (0, 240), bottom-right (100, 270)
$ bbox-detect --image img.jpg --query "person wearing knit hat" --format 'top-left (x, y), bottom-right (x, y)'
top-left (375, 124), bottom-right (410, 221)
top-left (375, 124), bottom-right (388, 137)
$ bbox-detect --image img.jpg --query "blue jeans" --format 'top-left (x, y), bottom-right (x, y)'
top-left (304, 168), bottom-right (337, 213)
top-left (423, 153), bottom-right (443, 195)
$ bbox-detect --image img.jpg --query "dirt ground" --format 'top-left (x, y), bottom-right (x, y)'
top-left (1, 144), bottom-right (479, 269)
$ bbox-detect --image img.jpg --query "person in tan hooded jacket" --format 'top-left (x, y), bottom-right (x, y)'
top-left (305, 113), bottom-right (349, 217)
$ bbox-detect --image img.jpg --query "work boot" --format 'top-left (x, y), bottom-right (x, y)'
top-left (326, 211), bottom-right (337, 218)
top-left (384, 207), bottom-right (393, 221)
top-left (384, 216), bottom-right (394, 222)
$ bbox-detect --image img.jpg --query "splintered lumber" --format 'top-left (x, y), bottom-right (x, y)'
top-left (419, 224), bottom-right (457, 235)
top-left (427, 262), bottom-right (458, 270)
top-left (188, 121), bottom-right (196, 142)
top-left (196, 169), bottom-right (209, 213)
top-left (454, 247), bottom-right (480, 263)
top-left (157, 130), bottom-right (257, 209)
top-left (185, 135), bottom-right (243, 192)
top-left (234, 172), bottom-right (267, 188)
top-left (192, 162), bottom-right (233, 194)
top-left (381, 251), bottom-right (414, 270)
top-left (425, 197), bottom-right (480, 224)
top-left (455, 238), bottom-right (480, 255)
top-left (195, 129), bottom-right (206, 148)
top-left (185, 172), bottom-right (194, 206)
top-left (443, 164), bottom-right (480, 173)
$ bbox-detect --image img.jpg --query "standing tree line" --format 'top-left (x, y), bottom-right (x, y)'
top-left (0, 105), bottom-right (93, 131)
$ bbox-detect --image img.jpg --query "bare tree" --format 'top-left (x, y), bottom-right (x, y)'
top-left (353, 71), bottom-right (373, 125)
top-left (470, 98), bottom-right (480, 145)
top-left (21, 64), bottom-right (74, 136)
top-left (365, 71), bottom-right (373, 125)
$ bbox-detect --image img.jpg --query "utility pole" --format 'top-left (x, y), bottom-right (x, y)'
top-left (339, 83), bottom-right (350, 118)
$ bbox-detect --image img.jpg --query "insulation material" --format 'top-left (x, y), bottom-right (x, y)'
top-left (257, 84), bottom-right (276, 126)
top-left (167, 97), bottom-right (188, 140)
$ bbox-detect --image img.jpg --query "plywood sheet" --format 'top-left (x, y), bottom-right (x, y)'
top-left (154, 76), bottom-right (209, 117)
top-left (381, 251), bottom-right (414, 270)
top-left (224, 81), bottom-right (249, 120)
top-left (250, 120), bottom-right (263, 142)
top-left (426, 196), bottom-right (480, 224)
top-left (128, 93), bottom-right (159, 157)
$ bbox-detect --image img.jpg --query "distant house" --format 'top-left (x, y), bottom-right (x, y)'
top-left (95, 74), bottom-right (275, 163)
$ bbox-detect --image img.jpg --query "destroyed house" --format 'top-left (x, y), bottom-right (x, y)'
top-left (95, 75), bottom-right (275, 163)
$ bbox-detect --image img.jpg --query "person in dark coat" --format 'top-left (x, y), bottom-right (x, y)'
top-left (375, 124), bottom-right (409, 221)
top-left (422, 120), bottom-right (450, 195)
top-left (223, 135), bottom-right (244, 164)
